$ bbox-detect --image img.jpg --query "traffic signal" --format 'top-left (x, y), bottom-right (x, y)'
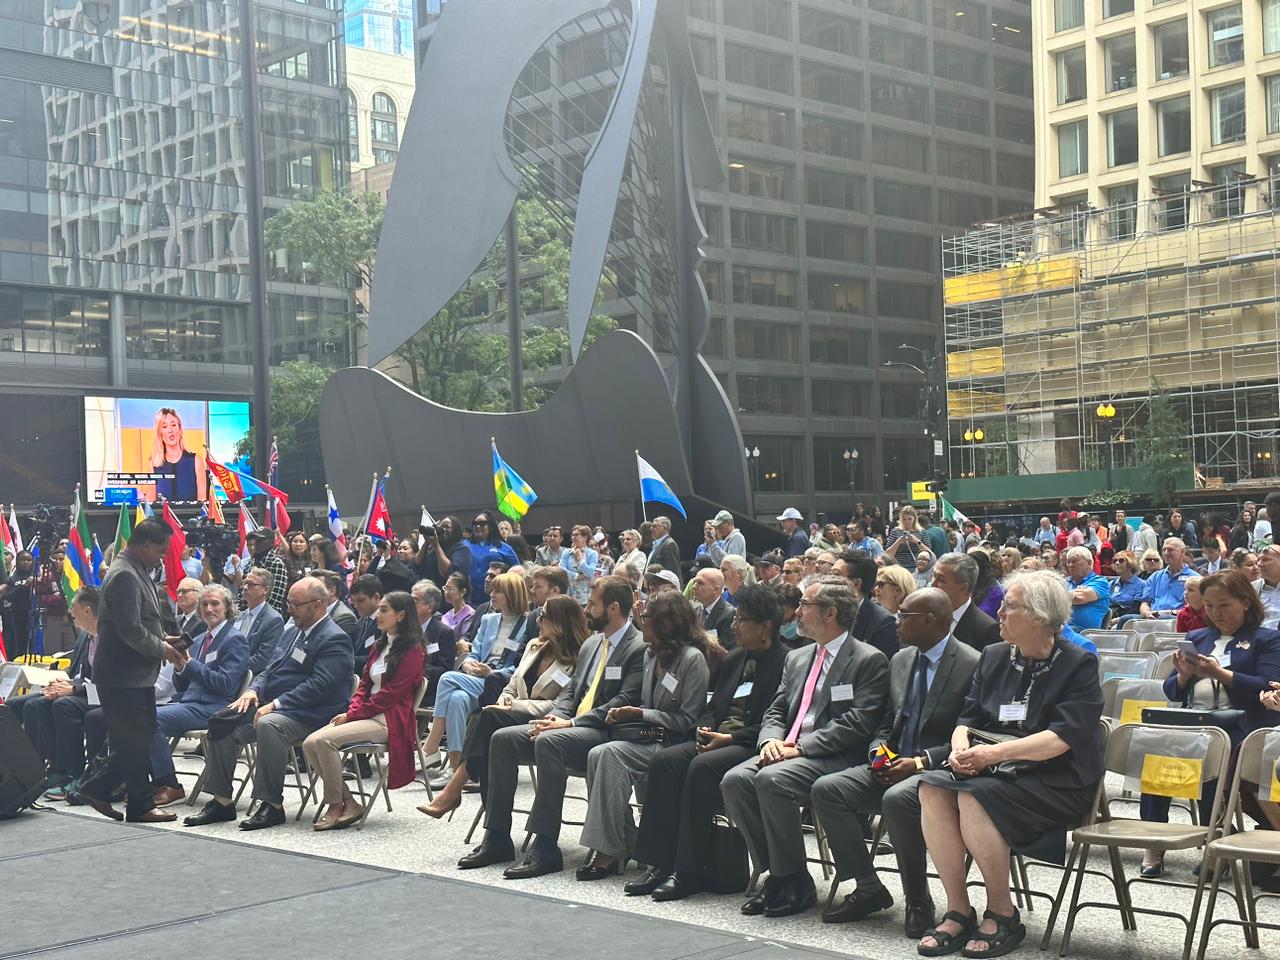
top-left (926, 472), bottom-right (949, 494)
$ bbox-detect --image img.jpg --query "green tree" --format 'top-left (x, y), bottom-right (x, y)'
top-left (234, 360), bottom-right (331, 462)
top-left (264, 188), bottom-right (384, 290)
top-left (1137, 384), bottom-right (1190, 507)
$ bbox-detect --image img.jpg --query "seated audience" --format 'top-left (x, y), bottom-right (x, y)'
top-left (721, 577), bottom-right (890, 919)
top-left (1062, 546), bottom-right (1112, 631)
top-left (833, 550), bottom-right (898, 659)
top-left (917, 570), bottom-right (1104, 957)
top-left (931, 553), bottom-right (1002, 651)
top-left (811, 587), bottom-right (979, 936)
top-left (720, 554), bottom-right (755, 607)
top-left (1108, 551), bottom-right (1146, 620)
top-left (1176, 576), bottom-right (1208, 634)
top-left (304, 591), bottom-right (426, 831)
top-left (1258, 543), bottom-right (1280, 630)
top-left (691, 568), bottom-right (736, 649)
top-left (968, 549), bottom-right (1005, 621)
top-left (441, 571), bottom-right (475, 640)
top-left (236, 568), bottom-right (286, 676)
top-left (576, 591), bottom-right (710, 879)
top-left (1116, 539), bottom-right (1195, 627)
top-left (873, 563), bottom-right (917, 615)
top-left (411, 579), bottom-right (458, 702)
top-left (347, 574), bottom-right (382, 673)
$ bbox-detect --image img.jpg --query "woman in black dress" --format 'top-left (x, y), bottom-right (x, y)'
top-left (917, 570), bottom-right (1104, 958)
top-left (150, 407), bottom-right (206, 502)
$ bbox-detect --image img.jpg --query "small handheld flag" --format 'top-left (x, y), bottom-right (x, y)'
top-left (636, 452), bottom-right (687, 519)
top-left (367, 479), bottom-right (395, 542)
top-left (938, 495), bottom-right (970, 528)
top-left (8, 505), bottom-right (23, 553)
top-left (492, 440), bottom-right (537, 522)
top-left (420, 506), bottom-right (436, 532)
top-left (326, 485), bottom-right (347, 553)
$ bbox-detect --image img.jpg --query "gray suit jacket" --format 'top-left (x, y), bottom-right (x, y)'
top-left (552, 623), bottom-right (645, 727)
top-left (758, 635), bottom-right (890, 763)
top-left (638, 645), bottom-right (709, 739)
top-left (93, 555), bottom-right (167, 688)
top-left (240, 602), bottom-right (286, 676)
top-left (870, 636), bottom-right (979, 769)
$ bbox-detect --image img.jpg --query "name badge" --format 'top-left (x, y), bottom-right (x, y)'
top-left (427, 642), bottom-right (440, 654)
top-left (552, 668), bottom-right (572, 687)
top-left (364, 635), bottom-right (375, 649)
top-left (371, 662), bottom-right (387, 678)
top-left (830, 683), bottom-right (854, 702)
top-left (291, 646), bottom-right (306, 665)
top-left (999, 702), bottom-right (1027, 723)
top-left (205, 650), bottom-right (218, 664)
top-left (84, 679), bottom-right (100, 706)
top-left (605, 665), bottom-right (622, 681)
top-left (733, 681), bottom-right (754, 699)
top-left (1216, 652), bottom-right (1232, 668)
top-left (660, 672), bottom-right (679, 693)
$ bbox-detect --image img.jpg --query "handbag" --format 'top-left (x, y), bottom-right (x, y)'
top-left (607, 721), bottom-right (670, 745)
top-left (1139, 707), bottom-right (1247, 730)
top-left (963, 729), bottom-right (1043, 780)
top-left (707, 814), bottom-right (750, 893)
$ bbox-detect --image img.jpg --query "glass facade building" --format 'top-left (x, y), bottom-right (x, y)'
top-left (0, 0), bottom-right (350, 502)
top-left (345, 0), bottom-right (413, 56)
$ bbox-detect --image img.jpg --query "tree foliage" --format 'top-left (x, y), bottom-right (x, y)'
top-left (235, 360), bottom-right (332, 462)
top-left (264, 188), bottom-right (384, 290)
top-left (1137, 384), bottom-right (1190, 507)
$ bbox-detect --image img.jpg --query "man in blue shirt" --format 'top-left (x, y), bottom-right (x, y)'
top-left (1033, 517), bottom-right (1058, 548)
top-left (1139, 538), bottom-right (1196, 619)
top-left (1062, 546), bottom-right (1111, 630)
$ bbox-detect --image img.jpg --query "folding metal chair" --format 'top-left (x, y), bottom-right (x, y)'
top-left (1097, 651), bottom-right (1159, 683)
top-left (1043, 722), bottom-right (1232, 960)
top-left (171, 669), bottom-right (253, 806)
top-left (1102, 676), bottom-right (1177, 726)
top-left (1089, 632), bottom-right (1140, 653)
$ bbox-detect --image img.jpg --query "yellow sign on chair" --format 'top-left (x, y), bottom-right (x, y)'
top-left (1119, 699), bottom-right (1166, 726)
top-left (1140, 754), bottom-right (1203, 799)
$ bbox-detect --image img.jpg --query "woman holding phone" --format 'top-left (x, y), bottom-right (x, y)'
top-left (1137, 569), bottom-right (1280, 877)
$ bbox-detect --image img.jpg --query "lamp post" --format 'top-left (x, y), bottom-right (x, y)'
top-left (1096, 402), bottom-right (1117, 491)
top-left (843, 447), bottom-right (859, 498)
top-left (745, 445), bottom-right (761, 492)
top-left (962, 427), bottom-right (985, 477)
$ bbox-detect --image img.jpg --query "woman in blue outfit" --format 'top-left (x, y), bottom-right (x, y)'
top-left (464, 509), bottom-right (518, 606)
top-left (1138, 568), bottom-right (1280, 877)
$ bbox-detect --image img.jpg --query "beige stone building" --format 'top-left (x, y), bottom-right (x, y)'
top-left (941, 0), bottom-right (1280, 501)
top-left (344, 45), bottom-right (415, 173)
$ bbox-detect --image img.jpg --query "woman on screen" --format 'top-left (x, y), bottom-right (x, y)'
top-left (151, 407), bottom-right (207, 502)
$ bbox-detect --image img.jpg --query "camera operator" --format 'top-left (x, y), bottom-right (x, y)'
top-left (0, 550), bottom-right (36, 660)
top-left (37, 542), bottom-right (76, 653)
top-left (228, 529), bottom-right (288, 616)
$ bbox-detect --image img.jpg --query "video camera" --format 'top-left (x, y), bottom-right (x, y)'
top-left (29, 503), bottom-right (70, 549)
top-left (182, 517), bottom-right (240, 571)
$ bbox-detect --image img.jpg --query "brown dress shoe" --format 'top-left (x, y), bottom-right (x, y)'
top-left (73, 793), bottom-right (124, 822)
top-left (127, 809), bottom-right (178, 823)
top-left (152, 785), bottom-right (187, 807)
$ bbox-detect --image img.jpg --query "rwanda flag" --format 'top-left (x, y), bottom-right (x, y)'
top-left (63, 486), bottom-right (97, 598)
top-left (492, 440), bottom-right (537, 522)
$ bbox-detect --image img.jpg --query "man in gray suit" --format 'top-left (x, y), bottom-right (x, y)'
top-left (459, 576), bottom-right (645, 878)
top-left (238, 568), bottom-right (285, 675)
top-left (721, 576), bottom-right (889, 918)
top-left (811, 587), bottom-right (979, 938)
top-left (646, 516), bottom-right (682, 584)
top-left (74, 518), bottom-right (183, 823)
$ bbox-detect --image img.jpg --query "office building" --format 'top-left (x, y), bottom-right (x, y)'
top-left (942, 0), bottom-right (1280, 503)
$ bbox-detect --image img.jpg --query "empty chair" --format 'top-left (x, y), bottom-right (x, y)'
top-left (1101, 677), bottom-right (1177, 726)
top-left (1097, 652), bottom-right (1159, 683)
top-left (1090, 632), bottom-right (1140, 653)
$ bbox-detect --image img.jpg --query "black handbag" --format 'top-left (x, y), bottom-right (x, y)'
top-left (1139, 707), bottom-right (1247, 730)
top-left (961, 729), bottom-right (1043, 780)
top-left (607, 721), bottom-right (670, 745)
top-left (707, 814), bottom-right (750, 893)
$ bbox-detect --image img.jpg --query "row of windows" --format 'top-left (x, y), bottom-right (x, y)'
top-left (731, 373), bottom-right (927, 421)
top-left (708, 264), bottom-right (936, 320)
top-left (344, 91), bottom-right (401, 164)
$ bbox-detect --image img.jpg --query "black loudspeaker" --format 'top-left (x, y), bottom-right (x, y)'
top-left (0, 703), bottom-right (47, 818)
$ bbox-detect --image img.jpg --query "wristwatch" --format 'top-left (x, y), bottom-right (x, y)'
top-left (913, 756), bottom-right (925, 772)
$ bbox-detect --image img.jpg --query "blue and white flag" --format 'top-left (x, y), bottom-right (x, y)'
top-left (636, 452), bottom-right (686, 519)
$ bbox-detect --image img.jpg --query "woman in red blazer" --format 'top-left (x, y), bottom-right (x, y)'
top-left (303, 591), bottom-right (426, 830)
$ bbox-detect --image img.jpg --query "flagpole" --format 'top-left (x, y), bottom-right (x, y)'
top-left (635, 450), bottom-right (648, 524)
top-left (357, 472), bottom-right (378, 539)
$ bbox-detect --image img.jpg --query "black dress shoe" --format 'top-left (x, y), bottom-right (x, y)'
top-left (741, 875), bottom-right (783, 915)
top-left (503, 850), bottom-right (564, 879)
top-left (576, 856), bottom-right (622, 881)
top-left (184, 800), bottom-right (237, 827)
top-left (239, 803), bottom-right (286, 831)
top-left (821, 885), bottom-right (894, 924)
top-left (904, 898), bottom-right (937, 940)
top-left (653, 872), bottom-right (703, 902)
top-left (458, 840), bottom-right (516, 870)
top-left (764, 873), bottom-right (817, 918)
top-left (624, 867), bottom-right (671, 895)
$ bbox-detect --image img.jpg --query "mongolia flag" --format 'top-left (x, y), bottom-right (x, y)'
top-left (326, 486), bottom-right (347, 553)
top-left (63, 486), bottom-right (98, 598)
top-left (207, 452), bottom-right (249, 503)
top-left (367, 480), bottom-right (394, 542)
top-left (160, 501), bottom-right (187, 601)
top-left (636, 452), bottom-right (687, 519)
top-left (492, 440), bottom-right (536, 522)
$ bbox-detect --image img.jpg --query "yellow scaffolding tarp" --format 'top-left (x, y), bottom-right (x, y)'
top-left (947, 388), bottom-right (1006, 417)
top-left (947, 346), bottom-right (1005, 378)
top-left (944, 256), bottom-right (1081, 305)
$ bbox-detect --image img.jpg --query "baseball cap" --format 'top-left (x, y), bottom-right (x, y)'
top-left (246, 528), bottom-right (272, 541)
top-left (707, 509), bottom-right (734, 525)
top-left (645, 568), bottom-right (680, 588)
top-left (758, 550), bottom-right (785, 568)
top-left (777, 507), bottom-right (803, 521)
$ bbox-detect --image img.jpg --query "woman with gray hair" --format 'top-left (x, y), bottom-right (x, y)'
top-left (915, 570), bottom-right (1104, 957)
top-left (614, 529), bottom-right (646, 587)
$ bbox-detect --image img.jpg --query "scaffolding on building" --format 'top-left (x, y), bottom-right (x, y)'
top-left (941, 175), bottom-right (1280, 488)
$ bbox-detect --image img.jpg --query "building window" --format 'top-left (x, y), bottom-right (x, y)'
top-left (1104, 34), bottom-right (1136, 92)
top-left (1210, 84), bottom-right (1246, 145)
top-left (869, 77), bottom-right (928, 124)
top-left (1056, 46), bottom-right (1087, 105)
top-left (801, 115), bottom-right (862, 160)
top-left (869, 27), bottom-right (926, 71)
top-left (1106, 182), bottom-right (1138, 240)
top-left (697, 261), bottom-right (724, 302)
top-left (1154, 18), bottom-right (1189, 80)
top-left (997, 108), bottom-right (1034, 144)
top-left (1057, 120), bottom-right (1088, 178)
top-left (805, 221), bottom-right (867, 263)
top-left (1157, 96), bottom-right (1191, 156)
top-left (725, 98), bottom-right (793, 146)
top-left (933, 2), bottom-right (986, 40)
top-left (1267, 0), bottom-right (1280, 55)
top-left (814, 437), bottom-right (869, 492)
top-left (871, 128), bottom-right (929, 174)
top-left (806, 169), bottom-right (865, 211)
top-left (725, 42), bottom-right (793, 94)
top-left (1269, 75), bottom-right (1280, 134)
top-left (730, 209), bottom-right (797, 254)
top-left (1156, 172), bottom-right (1190, 231)
top-left (993, 59), bottom-right (1033, 98)
top-left (997, 153), bottom-right (1035, 191)
top-left (734, 319), bottom-right (800, 362)
top-left (799, 7), bottom-right (859, 56)
top-left (732, 265), bottom-right (797, 307)
top-left (1055, 0), bottom-right (1084, 31)
top-left (1107, 108), bottom-right (1138, 167)
top-left (935, 43), bottom-right (989, 88)
top-left (1103, 0), bottom-right (1134, 18)
top-left (689, 33), bottom-right (717, 78)
top-left (371, 91), bottom-right (398, 164)
top-left (812, 380), bottom-right (872, 419)
top-left (810, 327), bottom-right (870, 365)
top-left (938, 190), bottom-right (993, 228)
top-left (1209, 163), bottom-right (1246, 219)
top-left (801, 61), bottom-right (863, 108)
top-left (740, 435), bottom-right (801, 492)
top-left (873, 178), bottom-right (932, 222)
top-left (699, 204), bottom-right (723, 245)
top-left (937, 142), bottom-right (990, 183)
top-left (935, 91), bottom-right (989, 134)
top-left (877, 281), bottom-right (933, 321)
top-left (344, 90), bottom-right (359, 162)
top-left (808, 274), bottom-right (868, 314)
top-left (875, 230), bottom-right (933, 272)
top-left (737, 376), bottom-right (804, 416)
top-left (728, 157), bottom-right (794, 201)
top-left (722, 0), bottom-right (792, 40)
top-left (1207, 6), bottom-right (1244, 68)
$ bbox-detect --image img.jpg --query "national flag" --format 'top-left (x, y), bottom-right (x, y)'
top-left (207, 451), bottom-right (250, 503)
top-left (636, 452), bottom-right (687, 519)
top-left (216, 460), bottom-right (289, 510)
top-left (0, 509), bottom-right (11, 579)
top-left (237, 501), bottom-right (259, 560)
top-left (268, 437), bottom-right (280, 488)
top-left (90, 534), bottom-right (104, 584)
top-left (367, 480), bottom-right (394, 542)
top-left (63, 486), bottom-right (98, 598)
top-left (939, 494), bottom-right (971, 528)
top-left (159, 501), bottom-right (187, 601)
top-left (327, 486), bottom-right (347, 553)
top-left (205, 482), bottom-right (225, 525)
top-left (272, 496), bottom-right (292, 536)
top-left (492, 440), bottom-right (537, 522)
top-left (113, 503), bottom-right (133, 556)
top-left (8, 505), bottom-right (23, 553)
top-left (0, 618), bottom-right (6, 662)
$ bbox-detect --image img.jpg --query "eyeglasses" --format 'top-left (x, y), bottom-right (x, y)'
top-left (874, 578), bottom-right (893, 588)
top-left (893, 610), bottom-right (931, 624)
top-left (731, 614), bottom-right (759, 627)
top-left (998, 600), bottom-right (1030, 613)
top-left (816, 560), bottom-right (835, 569)
top-left (798, 598), bottom-right (832, 609)
top-left (286, 598), bottom-right (323, 610)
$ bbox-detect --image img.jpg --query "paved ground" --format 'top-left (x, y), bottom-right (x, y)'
top-left (20, 751), bottom-right (1280, 960)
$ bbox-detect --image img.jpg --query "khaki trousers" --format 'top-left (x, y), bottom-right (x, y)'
top-left (302, 715), bottom-right (387, 804)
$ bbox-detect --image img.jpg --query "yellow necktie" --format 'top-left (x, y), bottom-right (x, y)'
top-left (575, 636), bottom-right (612, 717)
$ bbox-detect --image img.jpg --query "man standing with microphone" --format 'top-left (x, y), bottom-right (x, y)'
top-left (72, 518), bottom-right (183, 823)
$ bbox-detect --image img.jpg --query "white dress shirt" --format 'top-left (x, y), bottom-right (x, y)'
top-left (799, 631), bottom-right (848, 736)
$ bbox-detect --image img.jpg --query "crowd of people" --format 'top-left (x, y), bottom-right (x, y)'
top-left (5, 492), bottom-right (1280, 958)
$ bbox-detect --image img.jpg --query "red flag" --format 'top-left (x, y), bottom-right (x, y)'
top-left (206, 453), bottom-right (247, 503)
top-left (237, 501), bottom-right (258, 560)
top-left (273, 497), bottom-right (292, 536)
top-left (367, 481), bottom-right (394, 542)
top-left (160, 501), bottom-right (187, 602)
top-left (206, 483), bottom-right (225, 525)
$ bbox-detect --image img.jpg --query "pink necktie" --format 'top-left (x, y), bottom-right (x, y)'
top-left (786, 645), bottom-right (828, 743)
top-left (199, 632), bottom-right (214, 660)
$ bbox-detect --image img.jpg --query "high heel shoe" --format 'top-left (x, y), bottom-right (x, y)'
top-left (418, 793), bottom-right (462, 819)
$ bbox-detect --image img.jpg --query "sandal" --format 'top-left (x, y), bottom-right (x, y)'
top-left (918, 908), bottom-right (978, 957)
top-left (961, 908), bottom-right (1026, 959)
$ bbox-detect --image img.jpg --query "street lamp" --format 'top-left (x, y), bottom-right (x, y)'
top-left (1096, 402), bottom-right (1117, 491)
top-left (961, 427), bottom-right (985, 478)
top-left (745, 445), bottom-right (761, 491)
top-left (843, 447), bottom-right (860, 496)
top-left (887, 347), bottom-right (945, 479)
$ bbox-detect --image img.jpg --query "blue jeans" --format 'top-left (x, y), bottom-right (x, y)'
top-left (148, 700), bottom-right (221, 784)
top-left (435, 671), bottom-right (486, 753)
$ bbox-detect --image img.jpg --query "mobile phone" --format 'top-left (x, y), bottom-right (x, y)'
top-left (1175, 639), bottom-right (1200, 658)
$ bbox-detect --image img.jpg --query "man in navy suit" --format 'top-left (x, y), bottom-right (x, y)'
top-left (835, 550), bottom-right (898, 659)
top-left (238, 568), bottom-right (286, 675)
top-left (148, 584), bottom-right (250, 807)
top-left (183, 577), bottom-right (351, 831)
